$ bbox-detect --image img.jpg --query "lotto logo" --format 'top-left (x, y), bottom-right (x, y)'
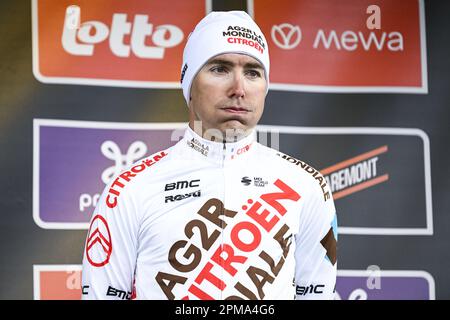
top-left (62, 11), bottom-right (184, 58)
top-left (32, 0), bottom-right (208, 87)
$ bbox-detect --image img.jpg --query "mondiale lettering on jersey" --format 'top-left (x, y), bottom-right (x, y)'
top-left (278, 154), bottom-right (331, 202)
top-left (156, 179), bottom-right (301, 300)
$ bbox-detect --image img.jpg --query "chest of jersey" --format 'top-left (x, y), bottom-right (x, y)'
top-left (135, 159), bottom-right (303, 300)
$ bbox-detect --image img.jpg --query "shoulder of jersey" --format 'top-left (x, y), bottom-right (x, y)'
top-left (256, 143), bottom-right (318, 176)
top-left (112, 145), bottom-right (175, 190)
top-left (99, 145), bottom-right (175, 211)
top-left (257, 143), bottom-right (332, 201)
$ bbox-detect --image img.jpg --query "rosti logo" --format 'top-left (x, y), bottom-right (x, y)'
top-left (32, 0), bottom-right (206, 86)
top-left (321, 146), bottom-right (389, 200)
top-left (252, 0), bottom-right (427, 92)
top-left (86, 215), bottom-right (112, 267)
top-left (62, 8), bottom-right (184, 58)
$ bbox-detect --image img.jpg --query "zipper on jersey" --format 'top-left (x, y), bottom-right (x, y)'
top-left (222, 141), bottom-right (226, 163)
top-left (220, 140), bottom-right (226, 299)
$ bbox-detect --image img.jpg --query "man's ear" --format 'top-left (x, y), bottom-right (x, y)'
top-left (187, 96), bottom-right (193, 111)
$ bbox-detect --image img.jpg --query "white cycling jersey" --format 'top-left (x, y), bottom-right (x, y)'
top-left (82, 126), bottom-right (338, 300)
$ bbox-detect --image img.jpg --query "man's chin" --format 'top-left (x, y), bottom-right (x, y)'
top-left (219, 121), bottom-right (254, 141)
top-left (219, 118), bottom-right (246, 130)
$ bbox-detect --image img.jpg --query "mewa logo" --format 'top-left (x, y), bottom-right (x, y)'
top-left (251, 0), bottom-right (427, 93)
top-left (62, 5), bottom-right (184, 59)
top-left (271, 23), bottom-right (302, 50)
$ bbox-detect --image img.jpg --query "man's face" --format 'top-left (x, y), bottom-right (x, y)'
top-left (188, 53), bottom-right (267, 141)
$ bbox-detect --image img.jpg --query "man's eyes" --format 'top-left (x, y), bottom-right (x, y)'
top-left (245, 69), bottom-right (262, 78)
top-left (210, 66), bottom-right (228, 73)
top-left (208, 66), bottom-right (262, 78)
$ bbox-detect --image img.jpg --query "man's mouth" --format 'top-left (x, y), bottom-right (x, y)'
top-left (220, 106), bottom-right (250, 114)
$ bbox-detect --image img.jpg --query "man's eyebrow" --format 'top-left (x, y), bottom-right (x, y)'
top-left (245, 62), bottom-right (264, 70)
top-left (206, 59), bottom-right (264, 70)
top-left (206, 59), bottom-right (234, 67)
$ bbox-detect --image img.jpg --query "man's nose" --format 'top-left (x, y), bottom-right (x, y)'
top-left (228, 73), bottom-right (245, 98)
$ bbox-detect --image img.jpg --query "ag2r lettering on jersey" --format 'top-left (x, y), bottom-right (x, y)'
top-left (155, 178), bottom-right (301, 300)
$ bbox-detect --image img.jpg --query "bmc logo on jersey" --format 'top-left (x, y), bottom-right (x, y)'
top-left (32, 0), bottom-right (208, 87)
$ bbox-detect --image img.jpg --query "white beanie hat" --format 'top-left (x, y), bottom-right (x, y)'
top-left (180, 11), bottom-right (270, 105)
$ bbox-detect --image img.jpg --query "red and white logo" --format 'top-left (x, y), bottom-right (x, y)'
top-left (32, 0), bottom-right (208, 87)
top-left (251, 0), bottom-right (427, 93)
top-left (86, 215), bottom-right (112, 267)
top-left (61, 13), bottom-right (183, 58)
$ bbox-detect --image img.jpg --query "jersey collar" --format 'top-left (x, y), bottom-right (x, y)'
top-left (183, 126), bottom-right (256, 164)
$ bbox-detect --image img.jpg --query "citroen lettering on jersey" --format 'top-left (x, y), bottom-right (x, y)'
top-left (105, 151), bottom-right (167, 208)
top-left (156, 179), bottom-right (300, 300)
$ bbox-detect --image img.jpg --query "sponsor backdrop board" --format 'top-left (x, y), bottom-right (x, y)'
top-left (32, 0), bottom-right (211, 87)
top-left (33, 265), bottom-right (435, 300)
top-left (34, 121), bottom-right (433, 236)
top-left (0, 0), bottom-right (449, 299)
top-left (256, 126), bottom-right (433, 235)
top-left (33, 120), bottom-right (186, 229)
top-left (249, 0), bottom-right (427, 93)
